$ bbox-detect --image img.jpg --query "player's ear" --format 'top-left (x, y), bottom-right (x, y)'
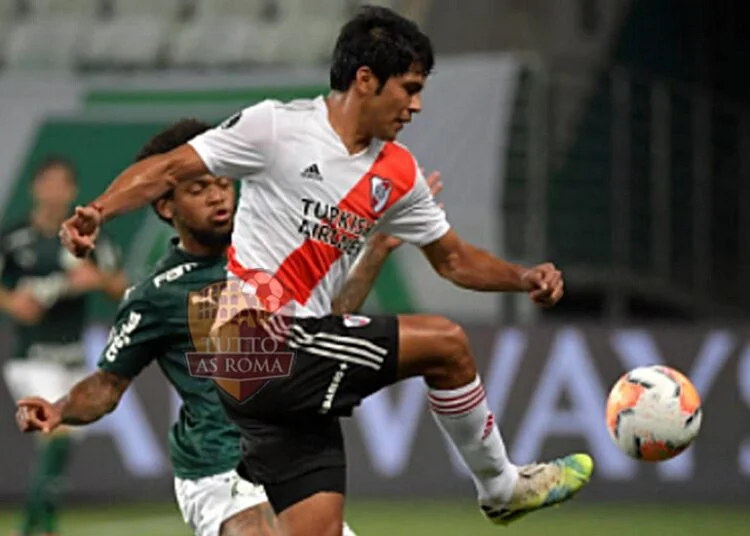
top-left (354, 66), bottom-right (379, 96)
top-left (155, 198), bottom-right (174, 222)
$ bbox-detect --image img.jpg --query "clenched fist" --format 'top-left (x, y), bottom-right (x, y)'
top-left (521, 262), bottom-right (564, 308)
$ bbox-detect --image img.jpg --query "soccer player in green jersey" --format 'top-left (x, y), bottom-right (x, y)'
top-left (1, 156), bottom-right (128, 536)
top-left (16, 119), bottom-right (443, 536)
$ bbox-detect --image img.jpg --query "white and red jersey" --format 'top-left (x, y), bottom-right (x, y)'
top-left (188, 96), bottom-right (450, 318)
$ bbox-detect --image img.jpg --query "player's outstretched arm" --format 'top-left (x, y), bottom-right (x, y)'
top-left (63, 103), bottom-right (274, 258)
top-left (96, 145), bottom-right (208, 222)
top-left (16, 370), bottom-right (131, 433)
top-left (60, 145), bottom-right (208, 257)
top-left (421, 230), bottom-right (564, 307)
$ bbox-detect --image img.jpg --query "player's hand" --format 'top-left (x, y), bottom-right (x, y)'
top-left (424, 169), bottom-right (444, 208)
top-left (16, 397), bottom-right (61, 434)
top-left (5, 290), bottom-right (44, 325)
top-left (375, 169), bottom-right (445, 251)
top-left (60, 205), bottom-right (102, 258)
top-left (521, 262), bottom-right (564, 308)
top-left (68, 261), bottom-right (104, 293)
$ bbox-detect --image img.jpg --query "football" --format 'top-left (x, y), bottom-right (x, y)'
top-left (605, 365), bottom-right (702, 461)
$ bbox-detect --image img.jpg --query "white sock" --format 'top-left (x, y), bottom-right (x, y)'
top-left (428, 375), bottom-right (519, 504)
top-left (343, 522), bottom-right (357, 536)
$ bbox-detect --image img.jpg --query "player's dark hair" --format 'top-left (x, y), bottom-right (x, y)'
top-left (33, 155), bottom-right (77, 185)
top-left (135, 118), bottom-right (211, 225)
top-left (329, 5), bottom-right (434, 92)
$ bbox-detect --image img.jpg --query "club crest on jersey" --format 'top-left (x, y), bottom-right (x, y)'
top-left (184, 278), bottom-right (295, 403)
top-left (370, 176), bottom-right (392, 213)
top-left (343, 314), bottom-right (371, 328)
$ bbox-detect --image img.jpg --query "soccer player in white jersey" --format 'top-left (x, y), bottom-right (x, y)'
top-left (20, 118), bottom-right (441, 536)
top-left (60, 6), bottom-right (593, 536)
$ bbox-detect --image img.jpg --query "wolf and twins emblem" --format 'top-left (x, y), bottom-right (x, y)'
top-left (185, 274), bottom-right (295, 402)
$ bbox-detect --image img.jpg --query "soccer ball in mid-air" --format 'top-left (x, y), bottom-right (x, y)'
top-left (606, 365), bottom-right (702, 461)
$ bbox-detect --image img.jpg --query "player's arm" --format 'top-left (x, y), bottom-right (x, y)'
top-left (422, 230), bottom-right (530, 291)
top-left (421, 230), bottom-right (563, 306)
top-left (331, 233), bottom-right (396, 315)
top-left (58, 370), bottom-right (131, 425)
top-left (17, 294), bottom-right (162, 435)
top-left (89, 145), bottom-right (208, 222)
top-left (62, 103), bottom-right (274, 257)
top-left (99, 271), bottom-right (129, 301)
top-left (16, 370), bottom-right (130, 432)
top-left (382, 167), bottom-right (563, 307)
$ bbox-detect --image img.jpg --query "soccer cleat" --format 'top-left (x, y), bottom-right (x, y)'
top-left (480, 453), bottom-right (594, 526)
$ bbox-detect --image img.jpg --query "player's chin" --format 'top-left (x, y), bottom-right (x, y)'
top-left (208, 218), bottom-right (233, 233)
top-left (378, 128), bottom-right (399, 141)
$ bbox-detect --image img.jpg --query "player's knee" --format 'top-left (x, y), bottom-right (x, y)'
top-left (432, 318), bottom-right (476, 382)
top-left (438, 318), bottom-right (469, 356)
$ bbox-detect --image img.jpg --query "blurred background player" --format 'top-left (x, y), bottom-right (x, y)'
top-left (0, 157), bottom-right (128, 536)
top-left (16, 119), bottom-right (442, 536)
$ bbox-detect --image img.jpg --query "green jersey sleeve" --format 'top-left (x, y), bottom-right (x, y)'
top-left (97, 295), bottom-right (165, 378)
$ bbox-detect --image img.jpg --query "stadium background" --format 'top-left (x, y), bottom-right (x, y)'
top-left (1, 0), bottom-right (749, 534)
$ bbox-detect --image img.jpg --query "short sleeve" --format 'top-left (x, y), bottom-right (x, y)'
top-left (97, 297), bottom-right (164, 378)
top-left (378, 168), bottom-right (451, 246)
top-left (188, 100), bottom-right (276, 179)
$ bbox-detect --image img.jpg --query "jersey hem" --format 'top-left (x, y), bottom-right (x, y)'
top-left (171, 459), bottom-right (240, 480)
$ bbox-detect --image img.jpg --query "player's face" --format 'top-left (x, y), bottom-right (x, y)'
top-left (32, 165), bottom-right (77, 215)
top-left (169, 175), bottom-right (235, 246)
top-left (366, 68), bottom-right (425, 141)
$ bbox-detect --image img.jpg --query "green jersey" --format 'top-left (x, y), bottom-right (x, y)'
top-left (98, 239), bottom-right (239, 479)
top-left (0, 219), bottom-right (121, 364)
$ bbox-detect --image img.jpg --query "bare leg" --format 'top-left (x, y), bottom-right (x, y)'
top-left (220, 501), bottom-right (279, 536)
top-left (276, 492), bottom-right (344, 536)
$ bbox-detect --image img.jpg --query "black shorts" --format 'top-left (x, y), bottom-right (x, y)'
top-left (218, 314), bottom-right (400, 511)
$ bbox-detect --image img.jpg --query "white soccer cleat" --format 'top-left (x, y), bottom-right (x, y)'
top-left (480, 453), bottom-right (594, 526)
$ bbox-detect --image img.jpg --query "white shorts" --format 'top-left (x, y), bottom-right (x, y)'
top-left (175, 470), bottom-right (360, 536)
top-left (174, 469), bottom-right (269, 536)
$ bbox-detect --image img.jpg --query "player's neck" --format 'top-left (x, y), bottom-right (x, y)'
top-left (177, 236), bottom-right (225, 258)
top-left (325, 92), bottom-right (372, 155)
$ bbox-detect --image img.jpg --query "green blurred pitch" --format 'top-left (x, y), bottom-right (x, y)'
top-left (0, 501), bottom-right (748, 536)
